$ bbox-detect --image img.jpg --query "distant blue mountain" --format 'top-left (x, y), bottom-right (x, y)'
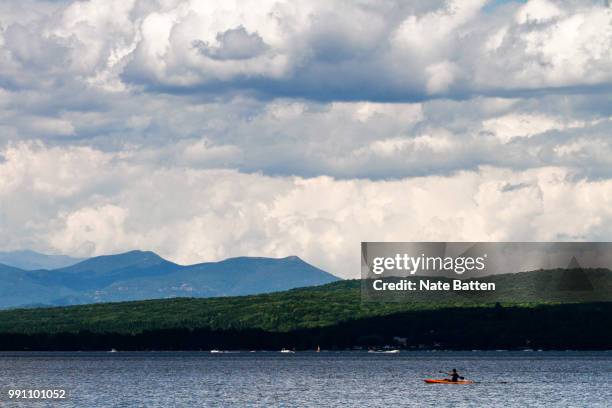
top-left (28, 251), bottom-right (180, 291)
top-left (0, 250), bottom-right (82, 270)
top-left (0, 250), bottom-right (339, 308)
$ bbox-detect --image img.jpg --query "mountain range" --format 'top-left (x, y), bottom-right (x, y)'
top-left (0, 250), bottom-right (82, 270)
top-left (0, 250), bottom-right (339, 309)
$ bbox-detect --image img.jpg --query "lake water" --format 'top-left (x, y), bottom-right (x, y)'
top-left (0, 351), bottom-right (610, 407)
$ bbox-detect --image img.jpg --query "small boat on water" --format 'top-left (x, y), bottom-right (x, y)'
top-left (280, 348), bottom-right (295, 354)
top-left (109, 348), bottom-right (117, 353)
top-left (210, 350), bottom-right (221, 353)
top-left (368, 349), bottom-right (400, 354)
top-left (424, 379), bottom-right (474, 384)
top-left (316, 345), bottom-right (321, 353)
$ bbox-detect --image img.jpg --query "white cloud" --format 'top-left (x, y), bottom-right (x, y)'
top-left (478, 2), bottom-right (612, 90)
top-left (516, 0), bottom-right (563, 24)
top-left (2, 142), bottom-right (612, 277)
top-left (179, 139), bottom-right (243, 166)
top-left (425, 61), bottom-right (458, 94)
top-left (27, 117), bottom-right (76, 137)
top-left (2, 0), bottom-right (611, 99)
top-left (359, 130), bottom-right (456, 158)
top-left (483, 113), bottom-right (568, 143)
top-left (2, 89), bottom-right (611, 179)
top-left (0, 0), bottom-right (611, 274)
top-left (50, 204), bottom-right (130, 257)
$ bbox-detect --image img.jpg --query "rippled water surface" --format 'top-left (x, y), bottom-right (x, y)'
top-left (0, 351), bottom-right (610, 407)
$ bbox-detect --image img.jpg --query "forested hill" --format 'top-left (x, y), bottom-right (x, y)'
top-left (0, 268), bottom-right (610, 335)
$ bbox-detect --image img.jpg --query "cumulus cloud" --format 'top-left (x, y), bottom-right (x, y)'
top-left (1, 0), bottom-right (610, 99)
top-left (1, 142), bottom-right (612, 277)
top-left (1, 88), bottom-right (612, 178)
top-left (194, 26), bottom-right (269, 61)
top-left (0, 0), bottom-right (611, 270)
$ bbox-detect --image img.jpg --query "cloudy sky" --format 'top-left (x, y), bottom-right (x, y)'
top-left (0, 0), bottom-right (611, 277)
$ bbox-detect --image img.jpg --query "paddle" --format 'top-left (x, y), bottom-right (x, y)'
top-left (438, 371), bottom-right (465, 380)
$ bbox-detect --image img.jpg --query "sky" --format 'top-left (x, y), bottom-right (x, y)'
top-left (0, 0), bottom-right (611, 278)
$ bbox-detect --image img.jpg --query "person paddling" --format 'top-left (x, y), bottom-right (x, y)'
top-left (444, 368), bottom-right (461, 382)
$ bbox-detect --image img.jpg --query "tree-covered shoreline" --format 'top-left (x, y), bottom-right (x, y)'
top-left (0, 269), bottom-right (610, 350)
top-left (1, 302), bottom-right (610, 351)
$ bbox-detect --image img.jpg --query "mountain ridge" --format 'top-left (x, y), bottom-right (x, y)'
top-left (0, 250), bottom-right (82, 270)
top-left (0, 250), bottom-right (339, 309)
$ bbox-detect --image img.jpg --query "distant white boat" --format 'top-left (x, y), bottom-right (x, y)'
top-left (368, 349), bottom-right (400, 354)
top-left (109, 348), bottom-right (117, 353)
top-left (280, 348), bottom-right (295, 353)
top-left (210, 350), bottom-right (221, 353)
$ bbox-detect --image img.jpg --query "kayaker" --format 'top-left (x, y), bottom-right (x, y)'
top-left (445, 369), bottom-right (461, 382)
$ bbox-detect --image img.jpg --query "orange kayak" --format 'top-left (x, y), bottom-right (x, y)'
top-left (424, 379), bottom-right (474, 384)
